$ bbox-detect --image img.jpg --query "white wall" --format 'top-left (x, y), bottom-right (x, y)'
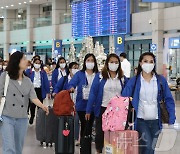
top-left (10, 29), bottom-right (28, 43)
top-left (59, 23), bottom-right (72, 39)
top-left (33, 26), bottom-right (53, 41)
top-left (0, 32), bottom-right (5, 45)
top-left (164, 6), bottom-right (180, 31)
top-left (131, 11), bottom-right (152, 34)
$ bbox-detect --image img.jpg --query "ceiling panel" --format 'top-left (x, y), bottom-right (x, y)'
top-left (0, 0), bottom-right (52, 10)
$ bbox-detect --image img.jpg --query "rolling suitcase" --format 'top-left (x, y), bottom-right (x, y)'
top-left (104, 107), bottom-right (139, 154)
top-left (36, 106), bottom-right (57, 146)
top-left (55, 116), bottom-right (74, 154)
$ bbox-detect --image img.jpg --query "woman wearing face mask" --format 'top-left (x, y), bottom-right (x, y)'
top-left (51, 57), bottom-right (68, 92)
top-left (122, 52), bottom-right (176, 154)
top-left (53, 62), bottom-right (80, 146)
top-left (68, 53), bottom-right (99, 150)
top-left (26, 58), bottom-right (50, 125)
top-left (86, 54), bottom-right (128, 154)
top-left (53, 62), bottom-right (79, 95)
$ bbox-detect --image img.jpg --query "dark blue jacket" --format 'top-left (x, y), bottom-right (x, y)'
top-left (68, 71), bottom-right (99, 112)
top-left (122, 74), bottom-right (176, 130)
top-left (54, 76), bottom-right (69, 94)
top-left (87, 74), bottom-right (128, 116)
top-left (26, 69), bottom-right (50, 100)
top-left (51, 68), bottom-right (68, 92)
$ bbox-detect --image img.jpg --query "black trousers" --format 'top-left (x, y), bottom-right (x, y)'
top-left (30, 88), bottom-right (43, 118)
top-left (77, 111), bottom-right (94, 138)
top-left (95, 107), bottom-right (106, 153)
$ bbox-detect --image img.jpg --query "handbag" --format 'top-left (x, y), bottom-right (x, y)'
top-left (0, 73), bottom-right (10, 122)
top-left (160, 78), bottom-right (169, 124)
top-left (80, 121), bottom-right (91, 154)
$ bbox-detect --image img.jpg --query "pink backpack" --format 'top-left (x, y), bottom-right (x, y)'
top-left (102, 96), bottom-right (129, 131)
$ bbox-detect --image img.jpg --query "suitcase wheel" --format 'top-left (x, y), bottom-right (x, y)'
top-left (40, 142), bottom-right (43, 146)
top-left (46, 143), bottom-right (49, 147)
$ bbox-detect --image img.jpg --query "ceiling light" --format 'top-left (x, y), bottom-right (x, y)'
top-left (0, 16), bottom-right (4, 19)
top-left (6, 6), bottom-right (9, 8)
top-left (24, 2), bottom-right (27, 4)
top-left (19, 3), bottom-right (22, 5)
top-left (1, 7), bottom-right (4, 9)
top-left (11, 5), bottom-right (14, 7)
top-left (29, 0), bottom-right (32, 2)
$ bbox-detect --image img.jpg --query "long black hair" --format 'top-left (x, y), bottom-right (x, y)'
top-left (137, 52), bottom-right (157, 76)
top-left (55, 57), bottom-right (68, 70)
top-left (81, 53), bottom-right (99, 73)
top-left (6, 51), bottom-right (25, 80)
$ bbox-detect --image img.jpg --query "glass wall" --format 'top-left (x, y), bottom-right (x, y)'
top-left (10, 20), bottom-right (27, 30)
top-left (0, 23), bottom-right (3, 32)
top-left (131, 0), bottom-right (151, 13)
top-left (60, 13), bottom-right (72, 24)
top-left (34, 17), bottom-right (52, 28)
top-left (125, 39), bottom-right (152, 76)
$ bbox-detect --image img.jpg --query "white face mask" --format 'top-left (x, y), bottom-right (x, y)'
top-left (0, 65), bottom-right (2, 70)
top-left (86, 62), bottom-right (94, 70)
top-left (60, 63), bottom-right (66, 69)
top-left (34, 64), bottom-right (41, 69)
top-left (72, 69), bottom-right (79, 75)
top-left (3, 66), bottom-right (7, 70)
top-left (108, 63), bottom-right (119, 72)
top-left (142, 63), bottom-right (155, 74)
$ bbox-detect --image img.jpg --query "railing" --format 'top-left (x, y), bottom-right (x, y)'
top-left (10, 20), bottom-right (27, 30)
top-left (60, 13), bottom-right (71, 24)
top-left (34, 17), bottom-right (52, 28)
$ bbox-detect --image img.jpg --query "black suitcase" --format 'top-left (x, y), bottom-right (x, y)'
top-left (55, 116), bottom-right (74, 154)
top-left (36, 106), bottom-right (57, 146)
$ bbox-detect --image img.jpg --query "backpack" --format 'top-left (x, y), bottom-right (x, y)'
top-left (102, 96), bottom-right (130, 131)
top-left (53, 90), bottom-right (74, 116)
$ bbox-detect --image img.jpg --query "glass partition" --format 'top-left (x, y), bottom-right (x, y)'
top-left (0, 23), bottom-right (3, 31)
top-left (60, 13), bottom-right (72, 24)
top-left (34, 17), bottom-right (52, 28)
top-left (10, 20), bottom-right (26, 30)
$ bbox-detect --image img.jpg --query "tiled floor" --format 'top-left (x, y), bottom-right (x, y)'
top-left (0, 99), bottom-right (180, 154)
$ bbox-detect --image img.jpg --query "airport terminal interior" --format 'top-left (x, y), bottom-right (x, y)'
top-left (0, 0), bottom-right (180, 154)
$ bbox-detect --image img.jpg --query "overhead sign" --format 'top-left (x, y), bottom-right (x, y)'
top-left (150, 44), bottom-right (157, 51)
top-left (115, 35), bottom-right (125, 55)
top-left (54, 40), bottom-right (62, 55)
top-left (169, 37), bottom-right (180, 49)
top-left (142, 0), bottom-right (180, 2)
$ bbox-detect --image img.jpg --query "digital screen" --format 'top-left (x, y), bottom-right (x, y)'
top-left (72, 0), bottom-right (130, 37)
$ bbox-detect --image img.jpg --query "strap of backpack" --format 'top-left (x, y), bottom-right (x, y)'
top-left (125, 76), bottom-right (138, 130)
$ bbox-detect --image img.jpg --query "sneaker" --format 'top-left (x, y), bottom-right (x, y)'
top-left (75, 140), bottom-right (80, 146)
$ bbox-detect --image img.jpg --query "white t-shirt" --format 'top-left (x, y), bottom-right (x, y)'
top-left (33, 68), bottom-right (41, 88)
top-left (137, 74), bottom-right (158, 119)
top-left (121, 59), bottom-right (131, 78)
top-left (102, 74), bottom-right (122, 107)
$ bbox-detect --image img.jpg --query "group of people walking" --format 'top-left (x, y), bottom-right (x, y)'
top-left (0, 51), bottom-right (176, 154)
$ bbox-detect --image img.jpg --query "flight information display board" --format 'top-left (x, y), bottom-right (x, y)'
top-left (72, 0), bottom-right (130, 37)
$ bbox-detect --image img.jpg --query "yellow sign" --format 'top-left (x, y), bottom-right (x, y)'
top-left (117, 37), bottom-right (123, 44)
top-left (56, 42), bottom-right (61, 48)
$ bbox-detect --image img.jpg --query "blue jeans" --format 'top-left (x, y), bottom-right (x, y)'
top-left (0, 116), bottom-right (28, 154)
top-left (136, 118), bottom-right (160, 154)
top-left (75, 113), bottom-right (80, 140)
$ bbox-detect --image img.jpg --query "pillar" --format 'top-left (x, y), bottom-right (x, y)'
top-left (151, 3), bottom-right (165, 74)
top-left (3, 9), bottom-right (16, 60)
